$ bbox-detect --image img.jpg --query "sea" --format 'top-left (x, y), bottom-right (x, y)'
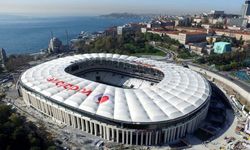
top-left (0, 15), bottom-right (147, 55)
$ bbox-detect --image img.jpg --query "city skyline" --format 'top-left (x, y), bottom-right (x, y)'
top-left (0, 0), bottom-right (246, 16)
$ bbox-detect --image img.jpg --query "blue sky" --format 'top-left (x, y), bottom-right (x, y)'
top-left (0, 0), bottom-right (245, 16)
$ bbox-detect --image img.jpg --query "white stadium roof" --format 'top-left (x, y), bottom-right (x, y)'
top-left (20, 53), bottom-right (211, 124)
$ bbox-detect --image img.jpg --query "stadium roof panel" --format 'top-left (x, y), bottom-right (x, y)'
top-left (20, 53), bottom-right (211, 124)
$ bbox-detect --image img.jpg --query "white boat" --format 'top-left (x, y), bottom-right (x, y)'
top-left (77, 31), bottom-right (89, 39)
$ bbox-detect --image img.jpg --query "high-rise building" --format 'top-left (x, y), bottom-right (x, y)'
top-left (242, 0), bottom-right (250, 18)
top-left (0, 48), bottom-right (7, 67)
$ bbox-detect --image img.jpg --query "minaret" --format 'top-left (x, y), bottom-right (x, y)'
top-left (0, 48), bottom-right (7, 68)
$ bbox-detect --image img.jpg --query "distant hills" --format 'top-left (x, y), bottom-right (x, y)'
top-left (100, 13), bottom-right (143, 19)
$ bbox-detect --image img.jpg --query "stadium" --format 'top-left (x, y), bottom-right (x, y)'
top-left (19, 53), bottom-right (211, 146)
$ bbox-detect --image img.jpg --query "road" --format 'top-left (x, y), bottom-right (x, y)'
top-left (188, 62), bottom-right (250, 93)
top-left (155, 45), bottom-right (176, 56)
top-left (154, 45), bottom-right (176, 61)
top-left (148, 42), bottom-right (176, 61)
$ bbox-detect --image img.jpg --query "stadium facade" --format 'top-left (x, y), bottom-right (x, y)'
top-left (19, 53), bottom-right (211, 146)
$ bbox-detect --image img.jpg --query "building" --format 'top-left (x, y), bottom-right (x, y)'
top-left (178, 32), bottom-right (207, 44)
top-left (213, 42), bottom-right (232, 54)
top-left (146, 20), bottom-right (175, 29)
top-left (206, 35), bottom-right (221, 44)
top-left (227, 18), bottom-right (248, 30)
top-left (161, 21), bottom-right (175, 28)
top-left (208, 17), bottom-right (225, 25)
top-left (206, 45), bottom-right (214, 55)
top-left (104, 27), bottom-right (117, 37)
top-left (147, 21), bottom-right (162, 29)
top-left (175, 16), bottom-right (192, 27)
top-left (0, 48), bottom-right (7, 68)
top-left (175, 26), bottom-right (250, 41)
top-left (148, 30), bottom-right (207, 44)
top-left (117, 24), bottom-right (141, 35)
top-left (201, 24), bottom-right (211, 30)
top-left (242, 0), bottom-right (250, 18)
top-left (193, 18), bottom-right (202, 24)
top-left (48, 37), bottom-right (63, 54)
top-left (117, 26), bottom-right (124, 35)
top-left (189, 42), bottom-right (207, 56)
top-left (19, 53), bottom-right (211, 146)
top-left (141, 27), bottom-right (147, 33)
top-left (209, 10), bottom-right (224, 18)
top-left (192, 17), bottom-right (204, 27)
top-left (214, 29), bottom-right (250, 41)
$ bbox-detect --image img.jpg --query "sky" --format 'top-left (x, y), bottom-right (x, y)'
top-left (0, 0), bottom-right (246, 16)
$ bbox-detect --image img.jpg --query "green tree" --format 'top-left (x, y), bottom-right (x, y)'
top-left (0, 66), bottom-right (3, 74)
top-left (30, 146), bottom-right (42, 150)
top-left (0, 134), bottom-right (8, 149)
top-left (239, 36), bottom-right (244, 46)
top-left (5, 54), bottom-right (34, 72)
top-left (230, 61), bottom-right (238, 70)
top-left (47, 146), bottom-right (57, 150)
top-left (0, 105), bottom-right (12, 123)
top-left (0, 103), bottom-right (56, 150)
top-left (9, 113), bottom-right (23, 126)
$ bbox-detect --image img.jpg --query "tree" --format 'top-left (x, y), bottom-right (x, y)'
top-left (0, 105), bottom-right (12, 123)
top-left (0, 134), bottom-right (8, 149)
top-left (5, 54), bottom-right (34, 72)
top-left (29, 137), bottom-right (41, 147)
top-left (0, 103), bottom-right (56, 149)
top-left (30, 146), bottom-right (42, 150)
top-left (239, 36), bottom-right (244, 46)
top-left (243, 59), bottom-right (250, 67)
top-left (230, 61), bottom-right (238, 70)
top-left (212, 22), bottom-right (224, 29)
top-left (47, 146), bottom-right (57, 150)
top-left (75, 30), bottom-right (170, 56)
top-left (123, 43), bottom-right (136, 52)
top-left (0, 66), bottom-right (3, 74)
top-left (9, 113), bottom-right (23, 126)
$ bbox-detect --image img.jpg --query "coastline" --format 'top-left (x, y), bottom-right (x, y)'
top-left (0, 16), bottom-right (148, 56)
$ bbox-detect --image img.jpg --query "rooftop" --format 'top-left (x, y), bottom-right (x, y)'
top-left (150, 29), bottom-right (207, 35)
top-left (214, 42), bottom-right (231, 45)
top-left (20, 53), bottom-right (211, 124)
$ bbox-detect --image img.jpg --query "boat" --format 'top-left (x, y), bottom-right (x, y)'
top-left (247, 67), bottom-right (250, 76)
top-left (77, 31), bottom-right (89, 39)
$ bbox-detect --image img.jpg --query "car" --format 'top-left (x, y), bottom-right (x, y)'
top-left (0, 79), bottom-right (9, 84)
top-left (95, 140), bottom-right (104, 148)
top-left (63, 147), bottom-right (70, 150)
top-left (62, 137), bottom-right (69, 141)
